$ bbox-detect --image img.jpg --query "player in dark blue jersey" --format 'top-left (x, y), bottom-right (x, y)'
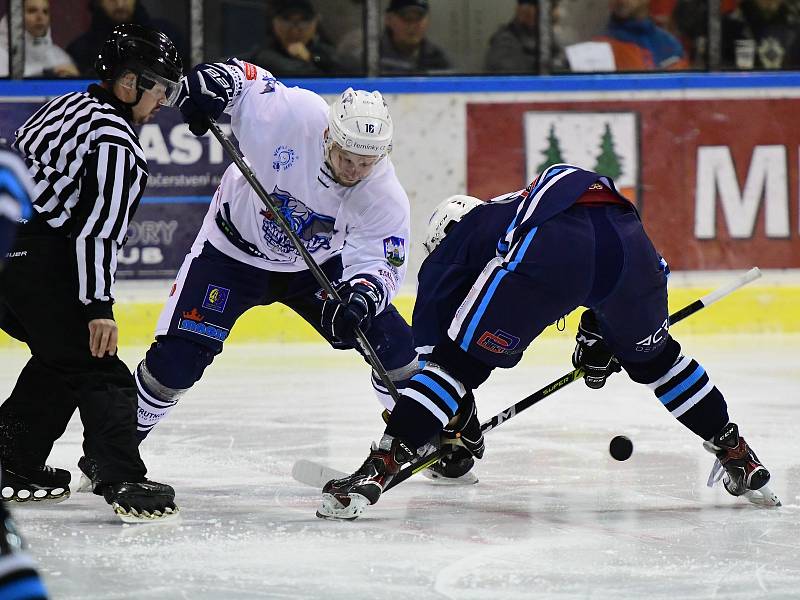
top-left (0, 146), bottom-right (49, 600)
top-left (318, 164), bottom-right (778, 519)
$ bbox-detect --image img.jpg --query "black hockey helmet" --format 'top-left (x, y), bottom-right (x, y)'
top-left (95, 24), bottom-right (183, 105)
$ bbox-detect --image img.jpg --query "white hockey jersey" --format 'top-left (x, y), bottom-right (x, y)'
top-left (192, 60), bottom-right (410, 313)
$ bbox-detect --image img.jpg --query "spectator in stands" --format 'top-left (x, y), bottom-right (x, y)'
top-left (242, 0), bottom-right (354, 77)
top-left (0, 0), bottom-right (78, 78)
top-left (595, 0), bottom-right (689, 70)
top-left (67, 0), bottom-right (187, 77)
top-left (335, 0), bottom-right (452, 75)
top-left (380, 0), bottom-right (452, 74)
top-left (484, 0), bottom-right (564, 73)
top-left (722, 0), bottom-right (800, 69)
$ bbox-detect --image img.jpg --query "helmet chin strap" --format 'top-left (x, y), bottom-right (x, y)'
top-left (118, 78), bottom-right (145, 108)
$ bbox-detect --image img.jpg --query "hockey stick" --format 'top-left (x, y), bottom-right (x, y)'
top-left (379, 267), bottom-right (762, 491)
top-left (295, 268), bottom-right (763, 489)
top-left (295, 267), bottom-right (763, 489)
top-left (207, 119), bottom-right (400, 403)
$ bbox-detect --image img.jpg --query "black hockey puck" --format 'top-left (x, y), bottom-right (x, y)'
top-left (609, 435), bottom-right (633, 461)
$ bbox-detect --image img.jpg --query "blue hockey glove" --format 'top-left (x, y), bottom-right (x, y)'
top-left (176, 63), bottom-right (236, 136)
top-left (572, 309), bottom-right (621, 389)
top-left (320, 279), bottom-right (382, 345)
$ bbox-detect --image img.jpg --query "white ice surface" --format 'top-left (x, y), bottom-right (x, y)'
top-left (2, 335), bottom-right (799, 600)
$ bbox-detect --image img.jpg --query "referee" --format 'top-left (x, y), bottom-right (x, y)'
top-left (0, 24), bottom-right (182, 520)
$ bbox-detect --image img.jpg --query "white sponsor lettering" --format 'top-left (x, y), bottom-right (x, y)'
top-left (138, 123), bottom-right (231, 166)
top-left (695, 145), bottom-right (789, 239)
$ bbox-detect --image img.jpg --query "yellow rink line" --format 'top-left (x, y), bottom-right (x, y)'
top-left (1, 285), bottom-right (798, 348)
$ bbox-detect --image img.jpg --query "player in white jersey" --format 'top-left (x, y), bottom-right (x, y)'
top-left (127, 59), bottom-right (420, 446)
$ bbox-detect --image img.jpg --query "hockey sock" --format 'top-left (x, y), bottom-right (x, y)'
top-left (371, 359), bottom-right (419, 412)
top-left (386, 363), bottom-right (467, 448)
top-left (646, 354), bottom-right (728, 440)
top-left (134, 360), bottom-right (188, 441)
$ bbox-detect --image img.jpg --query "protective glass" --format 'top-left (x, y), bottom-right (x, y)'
top-left (138, 69), bottom-right (182, 106)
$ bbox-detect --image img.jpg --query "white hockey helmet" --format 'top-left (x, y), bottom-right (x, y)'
top-left (423, 195), bottom-right (483, 255)
top-left (327, 88), bottom-right (393, 157)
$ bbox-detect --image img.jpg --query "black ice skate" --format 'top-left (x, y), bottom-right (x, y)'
top-left (0, 464), bottom-right (71, 504)
top-left (317, 437), bottom-right (415, 520)
top-left (76, 456), bottom-right (99, 493)
top-left (100, 480), bottom-right (179, 523)
top-left (78, 456), bottom-right (179, 522)
top-left (704, 422), bottom-right (781, 507)
top-left (423, 401), bottom-right (483, 485)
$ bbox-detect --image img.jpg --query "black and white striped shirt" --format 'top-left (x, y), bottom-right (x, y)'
top-left (14, 84), bottom-right (148, 319)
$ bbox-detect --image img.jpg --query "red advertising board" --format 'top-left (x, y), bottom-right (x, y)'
top-left (467, 99), bottom-right (800, 270)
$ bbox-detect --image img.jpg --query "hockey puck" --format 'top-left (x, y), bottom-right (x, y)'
top-left (609, 435), bottom-right (633, 461)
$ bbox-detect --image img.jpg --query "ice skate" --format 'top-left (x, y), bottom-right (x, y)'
top-left (100, 480), bottom-right (179, 523)
top-left (76, 456), bottom-right (99, 493)
top-left (423, 399), bottom-right (483, 485)
top-left (317, 437), bottom-right (414, 520)
top-left (422, 445), bottom-right (479, 485)
top-left (704, 422), bottom-right (780, 507)
top-left (1, 464), bottom-right (71, 504)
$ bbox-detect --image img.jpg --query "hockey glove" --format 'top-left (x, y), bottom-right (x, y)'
top-left (572, 309), bottom-right (621, 389)
top-left (177, 62), bottom-right (236, 136)
top-left (320, 278), bottom-right (382, 345)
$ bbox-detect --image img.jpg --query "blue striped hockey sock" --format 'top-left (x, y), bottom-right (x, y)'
top-left (385, 364), bottom-right (467, 448)
top-left (647, 354), bottom-right (728, 440)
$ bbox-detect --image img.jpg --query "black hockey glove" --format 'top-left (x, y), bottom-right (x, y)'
top-left (572, 309), bottom-right (621, 389)
top-left (320, 278), bottom-right (382, 345)
top-left (177, 62), bottom-right (236, 136)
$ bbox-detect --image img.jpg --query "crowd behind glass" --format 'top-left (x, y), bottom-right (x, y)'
top-left (1, 0), bottom-right (799, 79)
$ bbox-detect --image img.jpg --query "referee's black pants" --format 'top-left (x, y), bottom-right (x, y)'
top-left (0, 233), bottom-right (147, 484)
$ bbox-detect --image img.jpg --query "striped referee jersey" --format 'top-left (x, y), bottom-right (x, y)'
top-left (13, 84), bottom-right (148, 318)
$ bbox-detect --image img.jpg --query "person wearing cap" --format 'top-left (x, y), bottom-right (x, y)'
top-left (380, 0), bottom-right (453, 74)
top-left (333, 0), bottom-right (452, 75)
top-left (242, 0), bottom-right (355, 77)
top-left (129, 56), bottom-right (424, 467)
top-left (485, 0), bottom-right (564, 73)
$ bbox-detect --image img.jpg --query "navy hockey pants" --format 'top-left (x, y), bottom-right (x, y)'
top-left (447, 204), bottom-right (670, 377)
top-left (147, 242), bottom-right (415, 388)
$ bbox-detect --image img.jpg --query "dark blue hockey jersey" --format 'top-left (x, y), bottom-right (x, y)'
top-left (412, 164), bottom-right (632, 356)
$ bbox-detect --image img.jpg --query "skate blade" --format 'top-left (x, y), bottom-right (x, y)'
top-left (422, 469), bottom-right (479, 486)
top-left (743, 485), bottom-right (782, 508)
top-left (76, 474), bottom-right (96, 493)
top-left (316, 493), bottom-right (370, 520)
top-left (112, 503), bottom-right (180, 523)
top-left (2, 486), bottom-right (70, 505)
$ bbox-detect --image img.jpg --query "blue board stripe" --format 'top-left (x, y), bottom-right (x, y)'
top-left (2, 72), bottom-right (800, 97)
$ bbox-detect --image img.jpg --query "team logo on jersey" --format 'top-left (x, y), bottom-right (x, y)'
top-left (261, 186), bottom-right (336, 255)
top-left (477, 329), bottom-right (520, 354)
top-left (202, 284), bottom-right (230, 313)
top-left (383, 236), bottom-right (405, 267)
top-left (272, 146), bottom-right (297, 172)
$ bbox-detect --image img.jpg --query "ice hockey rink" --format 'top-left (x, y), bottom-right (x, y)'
top-left (1, 332), bottom-right (798, 600)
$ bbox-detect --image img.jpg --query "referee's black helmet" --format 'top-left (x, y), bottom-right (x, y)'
top-left (95, 24), bottom-right (182, 84)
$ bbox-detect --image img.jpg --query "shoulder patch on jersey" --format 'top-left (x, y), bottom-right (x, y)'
top-left (272, 145), bottom-right (297, 171)
top-left (243, 62), bottom-right (258, 80)
top-left (261, 75), bottom-right (277, 94)
top-left (383, 236), bottom-right (405, 267)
